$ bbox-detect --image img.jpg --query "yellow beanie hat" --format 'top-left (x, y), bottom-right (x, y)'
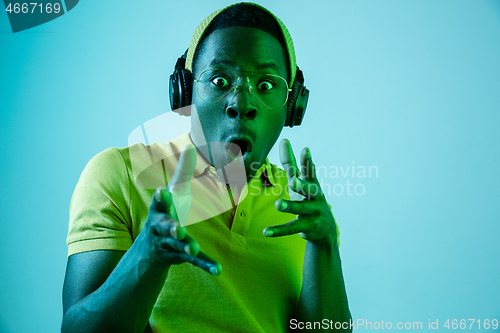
top-left (184, 2), bottom-right (297, 84)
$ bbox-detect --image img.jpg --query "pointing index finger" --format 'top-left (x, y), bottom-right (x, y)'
top-left (279, 139), bottom-right (299, 180)
top-left (170, 143), bottom-right (197, 185)
top-left (300, 147), bottom-right (317, 182)
top-left (167, 144), bottom-right (197, 226)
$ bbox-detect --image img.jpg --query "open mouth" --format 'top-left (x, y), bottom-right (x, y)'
top-left (231, 140), bottom-right (248, 155)
top-left (227, 136), bottom-right (253, 159)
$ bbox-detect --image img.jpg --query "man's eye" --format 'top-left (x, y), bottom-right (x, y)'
top-left (211, 76), bottom-right (230, 87)
top-left (257, 80), bottom-right (275, 92)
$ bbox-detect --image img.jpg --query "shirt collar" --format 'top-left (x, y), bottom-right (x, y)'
top-left (252, 157), bottom-right (277, 187)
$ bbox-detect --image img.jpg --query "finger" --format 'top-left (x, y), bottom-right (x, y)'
top-left (180, 250), bottom-right (222, 276)
top-left (279, 139), bottom-right (299, 180)
top-left (300, 147), bottom-right (317, 182)
top-left (169, 143), bottom-right (197, 188)
top-left (153, 217), bottom-right (186, 240)
top-left (263, 217), bottom-right (312, 237)
top-left (288, 177), bottom-right (323, 200)
top-left (157, 233), bottom-right (200, 257)
top-left (168, 144), bottom-right (196, 225)
top-left (152, 187), bottom-right (173, 213)
top-left (169, 189), bottom-right (191, 227)
top-left (275, 199), bottom-right (319, 216)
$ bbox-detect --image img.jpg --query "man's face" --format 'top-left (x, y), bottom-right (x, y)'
top-left (190, 27), bottom-right (289, 182)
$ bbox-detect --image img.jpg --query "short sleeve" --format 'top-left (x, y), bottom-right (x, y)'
top-left (67, 148), bottom-right (133, 256)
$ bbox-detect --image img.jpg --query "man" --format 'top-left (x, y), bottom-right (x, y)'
top-left (62, 3), bottom-right (351, 332)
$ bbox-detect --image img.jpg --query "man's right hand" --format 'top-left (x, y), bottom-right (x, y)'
top-left (62, 144), bottom-right (222, 333)
top-left (138, 143), bottom-right (222, 276)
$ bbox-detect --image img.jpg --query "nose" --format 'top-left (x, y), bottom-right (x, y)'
top-left (225, 77), bottom-right (258, 120)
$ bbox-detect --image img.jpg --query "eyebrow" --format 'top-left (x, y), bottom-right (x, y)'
top-left (209, 59), bottom-right (237, 67)
top-left (256, 62), bottom-right (280, 72)
top-left (208, 58), bottom-right (281, 73)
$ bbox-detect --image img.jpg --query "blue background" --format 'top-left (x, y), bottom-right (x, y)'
top-left (1, 1), bottom-right (499, 332)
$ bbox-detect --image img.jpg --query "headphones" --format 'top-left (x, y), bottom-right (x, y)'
top-left (169, 50), bottom-right (309, 127)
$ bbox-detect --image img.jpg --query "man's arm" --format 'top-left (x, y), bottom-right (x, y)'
top-left (62, 145), bottom-right (222, 333)
top-left (264, 139), bottom-right (352, 332)
top-left (62, 250), bottom-right (125, 317)
top-left (62, 245), bottom-right (169, 333)
top-left (296, 237), bottom-right (352, 330)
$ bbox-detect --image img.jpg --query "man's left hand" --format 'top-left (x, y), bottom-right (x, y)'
top-left (263, 139), bottom-right (337, 246)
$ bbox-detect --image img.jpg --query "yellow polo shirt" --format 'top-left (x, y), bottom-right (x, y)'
top-left (67, 132), bottom-right (313, 332)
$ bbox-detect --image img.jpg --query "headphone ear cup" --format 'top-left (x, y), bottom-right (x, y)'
top-left (286, 81), bottom-right (300, 127)
top-left (169, 69), bottom-right (193, 116)
top-left (169, 49), bottom-right (193, 116)
top-left (180, 69), bottom-right (193, 115)
top-left (169, 70), bottom-right (182, 111)
top-left (286, 81), bottom-right (309, 127)
top-left (292, 85), bottom-right (309, 127)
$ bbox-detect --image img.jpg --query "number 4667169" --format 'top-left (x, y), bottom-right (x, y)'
top-left (5, 3), bottom-right (61, 14)
top-left (444, 319), bottom-right (498, 330)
